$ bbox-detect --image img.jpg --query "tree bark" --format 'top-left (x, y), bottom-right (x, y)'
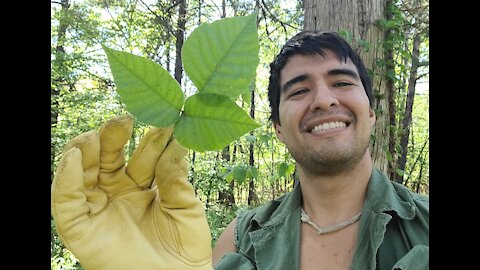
top-left (215, 0), bottom-right (236, 207)
top-left (51, 0), bottom-right (71, 181)
top-left (385, 0), bottom-right (397, 182)
top-left (396, 33), bottom-right (421, 184)
top-left (218, 146), bottom-right (236, 207)
top-left (174, 0), bottom-right (186, 84)
top-left (248, 85), bottom-right (259, 205)
top-left (303, 0), bottom-right (390, 174)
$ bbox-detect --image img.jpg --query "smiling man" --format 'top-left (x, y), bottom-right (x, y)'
top-left (213, 31), bottom-right (428, 270)
top-left (51, 31), bottom-right (428, 270)
top-left (276, 51), bottom-right (374, 176)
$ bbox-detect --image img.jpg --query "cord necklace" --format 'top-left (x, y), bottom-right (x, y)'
top-left (300, 208), bottom-right (361, 235)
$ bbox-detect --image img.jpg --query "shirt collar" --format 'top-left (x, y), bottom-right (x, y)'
top-left (250, 167), bottom-right (417, 228)
top-left (364, 167), bottom-right (417, 220)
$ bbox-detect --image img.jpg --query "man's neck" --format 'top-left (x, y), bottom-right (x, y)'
top-left (297, 152), bottom-right (372, 227)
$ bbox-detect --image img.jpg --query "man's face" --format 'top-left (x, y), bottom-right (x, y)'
top-left (274, 50), bottom-right (375, 175)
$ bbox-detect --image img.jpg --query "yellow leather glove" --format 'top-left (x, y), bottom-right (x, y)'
top-left (51, 115), bottom-right (213, 270)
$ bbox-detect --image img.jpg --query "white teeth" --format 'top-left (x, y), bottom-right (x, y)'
top-left (311, 121), bottom-right (346, 134)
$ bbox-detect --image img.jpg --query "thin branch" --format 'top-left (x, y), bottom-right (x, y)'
top-left (404, 136), bottom-right (429, 185)
top-left (417, 60), bottom-right (429, 67)
top-left (415, 72), bottom-right (428, 81)
top-left (259, 0), bottom-right (300, 32)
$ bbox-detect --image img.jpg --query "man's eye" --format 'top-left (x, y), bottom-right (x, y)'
top-left (335, 82), bottom-right (353, 87)
top-left (289, 89), bottom-right (308, 98)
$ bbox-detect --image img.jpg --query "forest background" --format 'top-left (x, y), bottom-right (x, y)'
top-left (51, 0), bottom-right (429, 268)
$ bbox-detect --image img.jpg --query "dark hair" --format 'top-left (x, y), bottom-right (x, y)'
top-left (267, 31), bottom-right (373, 124)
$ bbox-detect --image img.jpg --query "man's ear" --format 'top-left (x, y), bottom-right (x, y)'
top-left (274, 122), bottom-right (285, 143)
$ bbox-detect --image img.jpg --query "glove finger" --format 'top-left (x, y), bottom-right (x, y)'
top-left (155, 139), bottom-right (198, 210)
top-left (97, 115), bottom-right (134, 192)
top-left (126, 126), bottom-right (173, 188)
top-left (61, 129), bottom-right (110, 215)
top-left (51, 147), bottom-right (90, 247)
top-left (98, 115), bottom-right (134, 170)
top-left (63, 130), bottom-right (100, 188)
top-left (154, 139), bottom-right (212, 263)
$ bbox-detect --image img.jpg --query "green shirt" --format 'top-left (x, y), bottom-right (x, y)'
top-left (215, 168), bottom-right (429, 270)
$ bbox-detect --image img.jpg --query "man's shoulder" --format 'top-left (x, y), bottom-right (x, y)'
top-left (369, 168), bottom-right (429, 219)
top-left (372, 168), bottom-right (429, 206)
top-left (391, 181), bottom-right (429, 208)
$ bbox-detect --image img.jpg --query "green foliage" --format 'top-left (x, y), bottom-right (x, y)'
top-left (404, 92), bottom-right (429, 194)
top-left (104, 14), bottom-right (261, 152)
top-left (269, 161), bottom-right (295, 184)
top-left (206, 203), bottom-right (238, 246)
top-left (277, 162), bottom-right (295, 178)
top-left (174, 93), bottom-right (260, 151)
top-left (51, 248), bottom-right (83, 270)
top-left (51, 1), bottom-right (428, 268)
top-left (376, 0), bottom-right (429, 194)
top-left (222, 164), bottom-right (259, 185)
top-left (182, 15), bottom-right (260, 98)
top-left (103, 46), bottom-right (185, 127)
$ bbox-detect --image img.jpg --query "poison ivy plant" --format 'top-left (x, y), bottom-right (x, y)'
top-left (222, 164), bottom-right (259, 185)
top-left (103, 14), bottom-right (260, 152)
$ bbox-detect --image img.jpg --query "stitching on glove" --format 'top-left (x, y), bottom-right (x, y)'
top-left (86, 186), bottom-right (144, 218)
top-left (153, 204), bottom-right (212, 266)
top-left (51, 148), bottom-right (81, 251)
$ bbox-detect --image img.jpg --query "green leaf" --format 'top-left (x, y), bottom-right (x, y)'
top-left (222, 167), bottom-right (234, 182)
top-left (385, 20), bottom-right (399, 29)
top-left (241, 83), bottom-right (253, 105)
top-left (247, 166), bottom-right (259, 180)
top-left (269, 173), bottom-right (279, 184)
top-left (286, 163), bottom-right (296, 175)
top-left (174, 93), bottom-right (260, 152)
top-left (232, 165), bottom-right (247, 184)
top-left (102, 15), bottom-right (261, 152)
top-left (277, 162), bottom-right (295, 178)
top-left (223, 165), bottom-right (249, 184)
top-left (245, 134), bottom-right (256, 142)
top-left (258, 134), bottom-right (272, 144)
top-left (386, 150), bottom-right (393, 162)
top-left (103, 46), bottom-right (184, 127)
top-left (278, 162), bottom-right (289, 177)
top-left (182, 13), bottom-right (259, 99)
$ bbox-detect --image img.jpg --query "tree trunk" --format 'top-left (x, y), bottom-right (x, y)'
top-left (232, 144), bottom-right (238, 202)
top-left (51, 0), bottom-right (71, 181)
top-left (396, 33), bottom-right (421, 184)
top-left (206, 152), bottom-right (220, 206)
top-left (303, 0), bottom-right (390, 175)
top-left (189, 151), bottom-right (197, 194)
top-left (174, 0), bottom-right (186, 84)
top-left (218, 145), bottom-right (236, 207)
top-left (384, 0), bottom-right (397, 182)
top-left (403, 136), bottom-right (428, 188)
top-left (247, 85), bottom-right (259, 205)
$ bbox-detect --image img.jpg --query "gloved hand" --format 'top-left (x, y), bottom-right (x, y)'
top-left (51, 115), bottom-right (213, 270)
